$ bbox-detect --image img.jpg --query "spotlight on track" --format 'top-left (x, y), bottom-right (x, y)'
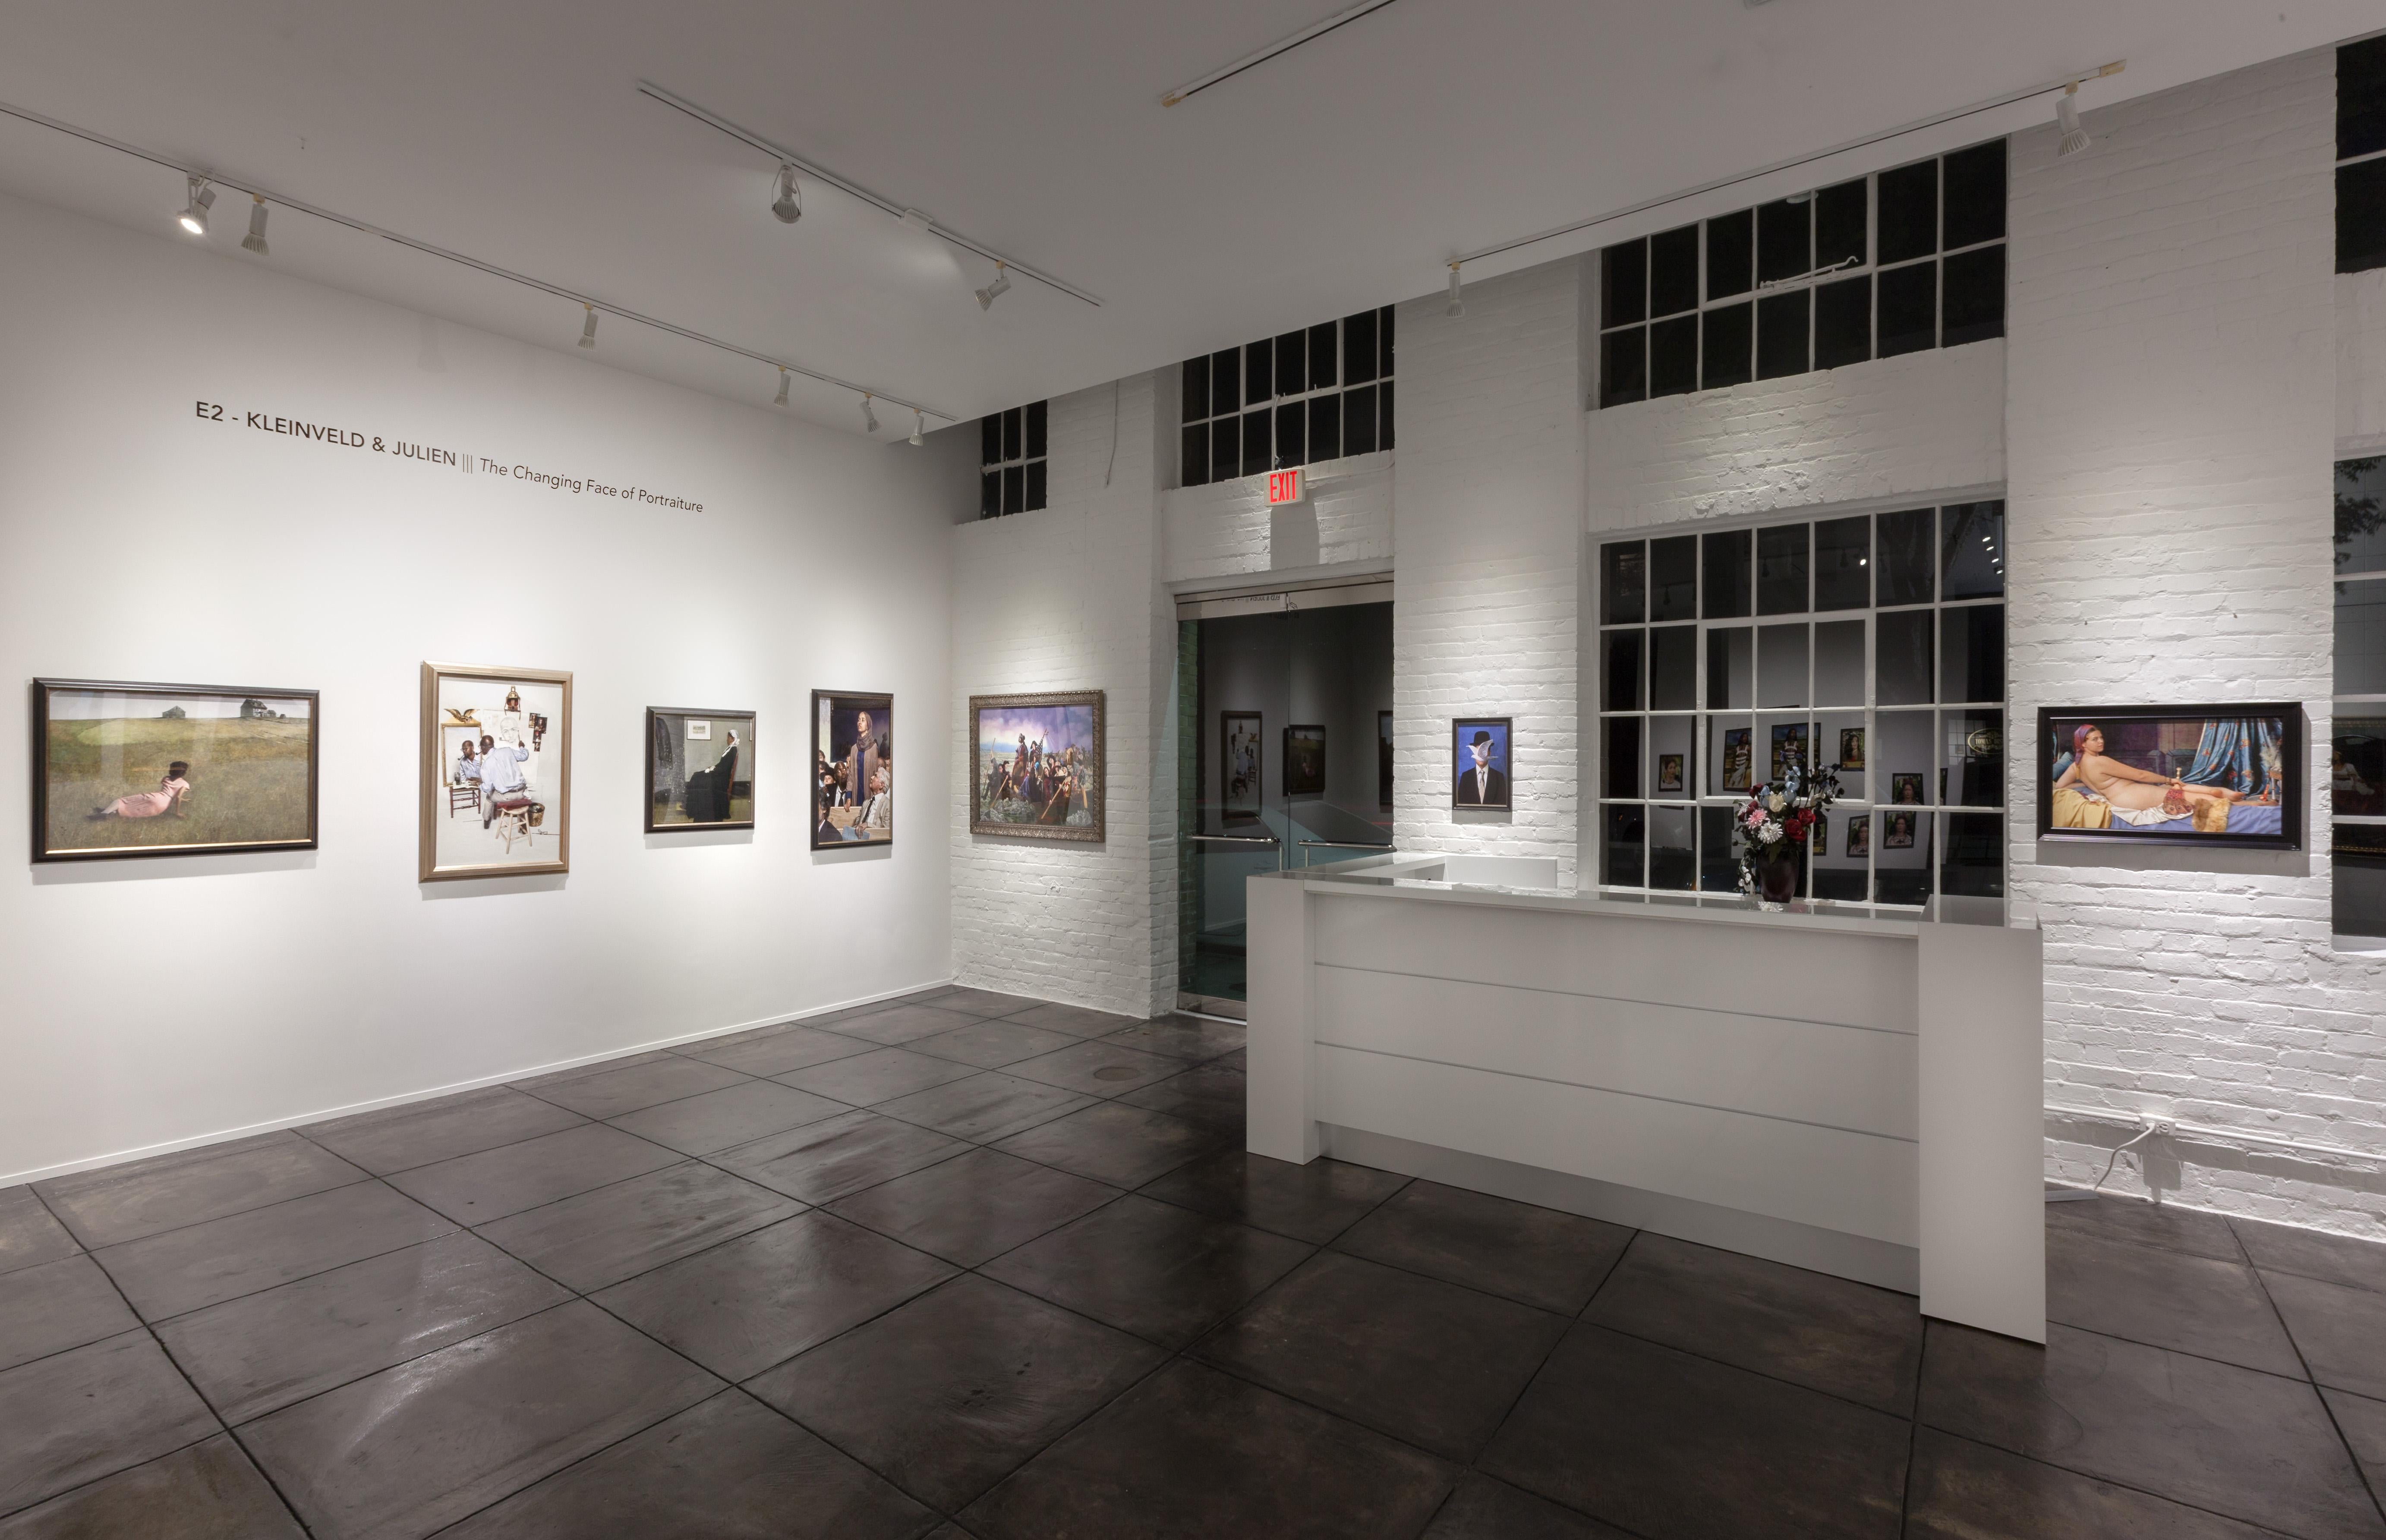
top-left (773, 368), bottom-right (789, 407)
top-left (1445, 262), bottom-right (1464, 319)
top-left (578, 304), bottom-right (597, 349)
top-left (177, 176), bottom-right (215, 236)
top-left (240, 195), bottom-right (269, 255)
top-left (2056, 84), bottom-right (2090, 157)
top-left (975, 261), bottom-right (1011, 311)
top-left (771, 164), bottom-right (802, 224)
top-left (861, 393), bottom-right (878, 434)
top-left (909, 409), bottom-right (925, 447)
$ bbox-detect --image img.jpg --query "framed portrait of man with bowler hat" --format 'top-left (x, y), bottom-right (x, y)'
top-left (1452, 717), bottom-right (1512, 810)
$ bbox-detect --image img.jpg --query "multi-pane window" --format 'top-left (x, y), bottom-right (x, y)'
top-left (980, 401), bottom-right (1047, 519)
top-left (1179, 307), bottom-right (1395, 488)
top-left (1597, 502), bottom-right (2008, 905)
top-left (2333, 456), bottom-right (2386, 939)
top-left (1597, 142), bottom-right (2006, 409)
top-left (2341, 36), bottom-right (2386, 274)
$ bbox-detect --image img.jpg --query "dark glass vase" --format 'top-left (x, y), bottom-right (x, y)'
top-left (1758, 852), bottom-right (1798, 904)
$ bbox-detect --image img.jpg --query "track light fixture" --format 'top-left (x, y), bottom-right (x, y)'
top-left (578, 304), bottom-right (597, 349)
top-left (240, 195), bottom-right (269, 255)
top-left (771, 164), bottom-right (802, 224)
top-left (773, 368), bottom-right (790, 407)
top-left (861, 393), bottom-right (878, 434)
top-left (975, 262), bottom-right (1011, 312)
top-left (909, 409), bottom-right (925, 447)
top-left (177, 176), bottom-right (215, 236)
top-left (1445, 262), bottom-right (1464, 319)
top-left (2055, 85), bottom-right (2089, 157)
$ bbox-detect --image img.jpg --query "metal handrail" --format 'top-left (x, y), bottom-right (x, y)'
top-left (1298, 838), bottom-right (1395, 867)
top-left (1187, 833), bottom-right (1281, 845)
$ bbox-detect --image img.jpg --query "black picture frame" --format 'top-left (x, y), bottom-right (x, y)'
top-left (1377, 710), bottom-right (1394, 808)
top-left (1452, 716), bottom-right (1514, 810)
top-left (646, 707), bottom-right (756, 834)
top-left (1283, 724), bottom-right (1326, 797)
top-left (2036, 703), bottom-right (2304, 850)
top-left (1221, 711), bottom-right (1262, 822)
top-left (810, 690), bottom-right (892, 849)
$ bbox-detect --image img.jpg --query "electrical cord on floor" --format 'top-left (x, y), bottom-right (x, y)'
top-left (2046, 1121), bottom-right (2162, 1202)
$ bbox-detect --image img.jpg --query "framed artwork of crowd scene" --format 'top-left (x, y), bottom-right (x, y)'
top-left (421, 663), bottom-right (572, 881)
top-left (648, 709), bottom-right (754, 833)
top-left (32, 678), bottom-right (319, 862)
top-left (971, 690), bottom-right (1104, 841)
top-left (2038, 705), bottom-right (2302, 850)
top-left (813, 691), bottom-right (892, 848)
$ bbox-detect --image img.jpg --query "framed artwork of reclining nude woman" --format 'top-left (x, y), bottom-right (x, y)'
top-left (971, 690), bottom-right (1103, 842)
top-left (32, 678), bottom-right (319, 862)
top-left (422, 663), bottom-right (572, 881)
top-left (649, 708), bottom-right (755, 833)
top-left (2038, 705), bottom-right (2303, 851)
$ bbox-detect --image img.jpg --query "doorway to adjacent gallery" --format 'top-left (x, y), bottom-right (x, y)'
top-left (1176, 577), bottom-right (1394, 1017)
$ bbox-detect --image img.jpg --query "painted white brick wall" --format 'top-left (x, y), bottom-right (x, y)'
top-left (949, 373), bottom-right (1176, 1018)
top-left (1161, 451), bottom-right (1394, 584)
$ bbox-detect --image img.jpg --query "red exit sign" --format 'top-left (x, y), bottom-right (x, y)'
top-left (1267, 467), bottom-right (1304, 505)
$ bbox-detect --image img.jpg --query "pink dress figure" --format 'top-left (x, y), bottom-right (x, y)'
top-left (105, 770), bottom-right (189, 819)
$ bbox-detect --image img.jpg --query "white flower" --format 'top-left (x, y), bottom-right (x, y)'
top-left (1759, 822), bottom-right (1783, 845)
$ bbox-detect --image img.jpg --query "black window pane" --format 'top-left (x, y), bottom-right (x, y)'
top-left (1602, 804), bottom-right (1647, 888)
top-left (1380, 306), bottom-right (1395, 374)
top-left (1602, 628), bottom-right (1645, 709)
top-left (1024, 400), bottom-right (1047, 459)
top-left (1604, 238), bottom-right (1648, 326)
top-left (1757, 525), bottom-right (1809, 615)
top-left (1181, 423), bottom-right (1209, 487)
top-left (1245, 339), bottom-right (1273, 406)
top-left (1707, 209), bottom-right (1754, 299)
top-left (1878, 160), bottom-right (1939, 265)
top-left (2339, 456), bottom-right (2386, 575)
top-left (1024, 460), bottom-right (1046, 513)
top-left (1274, 401), bottom-right (1306, 468)
top-left (1650, 224), bottom-right (1700, 316)
top-left (1877, 261), bottom-right (1937, 358)
top-left (1877, 509), bottom-right (1935, 605)
top-left (1649, 315), bottom-right (1699, 398)
top-left (980, 469), bottom-right (999, 518)
top-left (1343, 310), bottom-right (1380, 385)
top-left (1002, 463), bottom-right (1024, 516)
top-left (1701, 303), bottom-right (1753, 390)
top-left (1602, 541), bottom-right (1648, 625)
top-left (1241, 408), bottom-right (1271, 477)
top-left (1380, 380), bottom-right (1396, 450)
top-left (1343, 384), bottom-right (1379, 456)
top-left (1601, 328), bottom-right (1648, 407)
top-left (2338, 580), bottom-right (2386, 693)
top-left (1275, 331), bottom-right (1305, 396)
top-left (1816, 179), bottom-right (1868, 268)
top-left (1941, 605), bottom-right (2005, 703)
top-left (1210, 414), bottom-right (1239, 482)
top-left (1815, 516), bottom-right (1870, 610)
top-left (1941, 246), bottom-right (2005, 347)
top-left (2341, 35), bottom-right (2386, 159)
top-left (1758, 199), bottom-right (1812, 283)
top-left (1308, 392), bottom-right (1340, 461)
top-left (1002, 407), bottom-right (1023, 462)
top-left (1650, 624), bottom-right (1697, 708)
top-left (1942, 813), bottom-right (2002, 897)
top-left (1700, 806), bottom-right (1740, 892)
top-left (1604, 716), bottom-right (1643, 798)
top-left (1179, 359), bottom-right (1208, 425)
top-left (1650, 805), bottom-right (1696, 891)
top-left (1756, 290), bottom-right (1809, 380)
top-left (1814, 274), bottom-right (1872, 370)
top-left (1308, 323), bottom-right (1338, 389)
top-left (1702, 529), bottom-right (1752, 620)
top-left (1942, 142), bottom-right (2006, 249)
top-left (1941, 501), bottom-right (2006, 598)
top-left (1650, 536), bottom-right (1699, 624)
top-left (2341, 159), bottom-right (2386, 275)
top-left (1876, 608), bottom-right (1934, 705)
top-left (981, 415), bottom-right (1001, 465)
top-left (1210, 350), bottom-right (1241, 417)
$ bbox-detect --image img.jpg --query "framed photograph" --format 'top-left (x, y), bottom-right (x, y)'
top-left (1884, 810), bottom-right (1917, 849)
top-left (1453, 717), bottom-right (1512, 809)
top-left (1890, 772), bottom-right (1924, 806)
top-left (1847, 813), bottom-right (1872, 857)
top-left (1839, 727), bottom-right (1866, 771)
top-left (1220, 711), bottom-right (1262, 821)
top-left (811, 691), bottom-right (892, 848)
top-left (971, 691), bottom-right (1103, 841)
top-left (422, 663), bottom-right (571, 881)
top-left (1657, 753), bottom-right (1685, 794)
top-left (32, 679), bottom-right (318, 862)
top-left (1284, 724), bottom-right (1326, 797)
top-left (1721, 727), bottom-right (1752, 792)
top-left (1769, 723), bottom-right (1809, 785)
top-left (2039, 705), bottom-right (2303, 850)
top-left (1812, 814), bottom-right (1829, 858)
top-left (1378, 710), bottom-right (1394, 808)
top-left (647, 709), bottom-right (754, 833)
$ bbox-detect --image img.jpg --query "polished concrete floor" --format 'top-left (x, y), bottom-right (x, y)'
top-left (4, 986), bottom-right (2386, 1538)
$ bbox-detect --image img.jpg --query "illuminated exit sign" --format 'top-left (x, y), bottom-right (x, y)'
top-left (1267, 467), bottom-right (1304, 505)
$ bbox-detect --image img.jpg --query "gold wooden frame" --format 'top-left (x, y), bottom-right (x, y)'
top-left (420, 662), bottom-right (572, 881)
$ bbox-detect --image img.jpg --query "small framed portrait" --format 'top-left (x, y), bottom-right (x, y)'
top-left (1657, 753), bottom-right (1686, 794)
top-left (1769, 723), bottom-right (1808, 785)
top-left (1221, 711), bottom-right (1262, 821)
top-left (1890, 772), bottom-right (1925, 806)
top-left (2040, 705), bottom-right (2303, 850)
top-left (1811, 814), bottom-right (1828, 858)
top-left (1377, 710), bottom-right (1394, 808)
top-left (1838, 727), bottom-right (1866, 771)
top-left (812, 692), bottom-right (892, 848)
top-left (647, 709), bottom-right (754, 833)
top-left (32, 679), bottom-right (319, 862)
top-left (1283, 724), bottom-right (1326, 797)
top-left (1847, 813), bottom-right (1872, 857)
top-left (1884, 810), bottom-right (1917, 850)
top-left (1453, 717), bottom-right (1512, 809)
top-left (422, 664), bottom-right (571, 881)
top-left (1721, 727), bottom-right (1752, 792)
top-left (971, 691), bottom-right (1103, 842)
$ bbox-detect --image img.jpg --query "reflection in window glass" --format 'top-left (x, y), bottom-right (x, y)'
top-left (1757, 524), bottom-right (1810, 614)
top-left (1173, 311), bottom-right (1392, 486)
top-left (1877, 510), bottom-right (1936, 605)
top-left (2336, 579), bottom-right (2386, 696)
top-left (1941, 606), bottom-right (2005, 704)
top-left (1757, 624), bottom-right (1809, 709)
top-left (1603, 630), bottom-right (1644, 710)
top-left (1942, 710), bottom-right (2005, 807)
top-left (1814, 620), bottom-right (1866, 705)
top-left (1815, 516), bottom-right (1871, 610)
top-left (1601, 804), bottom-right (1645, 888)
top-left (1602, 541), bottom-right (1647, 624)
top-left (1651, 537), bottom-right (1699, 621)
top-left (1942, 813), bottom-right (2004, 897)
top-left (1707, 627), bottom-right (1754, 709)
top-left (1651, 626), bottom-right (1699, 710)
top-left (1604, 716), bottom-right (1643, 798)
top-left (1703, 530), bottom-right (1753, 619)
top-left (2337, 458), bottom-right (2386, 576)
top-left (1876, 610), bottom-right (1934, 705)
top-left (1941, 502), bottom-right (2007, 598)
top-left (1650, 805), bottom-right (1696, 890)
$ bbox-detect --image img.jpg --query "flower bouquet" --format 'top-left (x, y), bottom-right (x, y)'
top-left (1737, 757), bottom-right (1842, 906)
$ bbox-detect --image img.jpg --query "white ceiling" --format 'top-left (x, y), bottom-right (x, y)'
top-left (0, 1), bottom-right (2376, 435)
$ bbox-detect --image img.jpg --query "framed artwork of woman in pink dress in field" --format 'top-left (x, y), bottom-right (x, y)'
top-left (33, 679), bottom-right (319, 862)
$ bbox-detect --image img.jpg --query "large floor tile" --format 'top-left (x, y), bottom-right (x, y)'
top-left (1919, 1320), bottom-right (2386, 1538)
top-left (385, 1123), bottom-right (679, 1225)
top-left (752, 1274), bottom-right (1166, 1512)
top-left (95, 1181), bottom-right (454, 1321)
top-left (1903, 1427), bottom-right (2282, 1540)
top-left (1099, 1015), bottom-right (1246, 1063)
top-left (0, 1434), bottom-right (303, 1540)
top-left (438, 1389), bottom-right (936, 1540)
top-left (0, 1191), bottom-right (78, 1279)
top-left (2043, 1194), bottom-right (2242, 1263)
top-left (1003, 1039), bottom-right (1183, 1097)
top-left (514, 1055), bottom-right (750, 1120)
top-left (0, 1331), bottom-right (220, 1520)
top-left (1198, 1250), bottom-right (1567, 1461)
top-left (476, 1162), bottom-right (803, 1293)
top-left (998, 1002), bottom-right (1141, 1039)
top-left (1582, 1232), bottom-right (1920, 1415)
top-left (992, 1102), bottom-right (1226, 1187)
top-left (1112, 1062), bottom-right (1248, 1131)
top-left (2046, 1227), bottom-right (2304, 1377)
top-left (1338, 1179), bottom-right (1632, 1315)
top-left (982, 1193), bottom-right (1311, 1348)
top-left (606, 1080), bottom-right (848, 1156)
top-left (710, 1112), bottom-right (971, 1205)
top-left (1138, 1150), bottom-right (1405, 1244)
top-left (240, 1301), bottom-right (719, 1540)
top-left (1482, 1323), bottom-right (1910, 1540)
top-left (961, 1358), bottom-right (1452, 1540)
top-left (35, 1132), bottom-right (367, 1250)
top-left (828, 1004), bottom-right (985, 1046)
top-left (908, 1018), bottom-right (1082, 1070)
top-left (828, 1150), bottom-right (1116, 1269)
top-left (508, 1049), bottom-right (681, 1092)
top-left (2233, 1216), bottom-right (2386, 1294)
top-left (929, 988), bottom-right (1044, 1019)
top-left (156, 1231), bottom-right (569, 1425)
top-left (299, 1088), bottom-right (585, 1177)
top-left (772, 1047), bottom-right (983, 1107)
top-left (595, 1212), bottom-right (955, 1381)
top-left (0, 1256), bottom-right (138, 1373)
top-left (2263, 1269), bottom-right (2386, 1400)
top-left (2324, 1387), bottom-right (2386, 1494)
top-left (872, 1073), bottom-right (1096, 1144)
top-left (1421, 1473), bottom-right (1635, 1539)
top-left (681, 1025), bottom-right (880, 1078)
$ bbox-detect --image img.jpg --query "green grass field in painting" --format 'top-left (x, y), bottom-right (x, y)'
top-left (46, 717), bottom-right (312, 854)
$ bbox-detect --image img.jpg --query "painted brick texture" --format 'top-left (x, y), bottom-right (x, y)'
top-left (1161, 451), bottom-right (1394, 584)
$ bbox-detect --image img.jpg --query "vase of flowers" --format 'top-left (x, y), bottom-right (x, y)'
top-left (1737, 758), bottom-right (1842, 909)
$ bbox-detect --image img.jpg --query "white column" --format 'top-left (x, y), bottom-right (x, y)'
top-left (1244, 875), bottom-right (1319, 1162)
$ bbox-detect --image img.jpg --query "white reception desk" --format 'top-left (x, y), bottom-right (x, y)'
top-left (1246, 853), bottom-right (2045, 1342)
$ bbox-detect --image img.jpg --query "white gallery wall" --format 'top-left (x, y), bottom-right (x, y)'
top-left (0, 190), bottom-right (970, 1184)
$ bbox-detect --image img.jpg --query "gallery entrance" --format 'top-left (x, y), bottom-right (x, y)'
top-left (1176, 577), bottom-right (1394, 1017)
